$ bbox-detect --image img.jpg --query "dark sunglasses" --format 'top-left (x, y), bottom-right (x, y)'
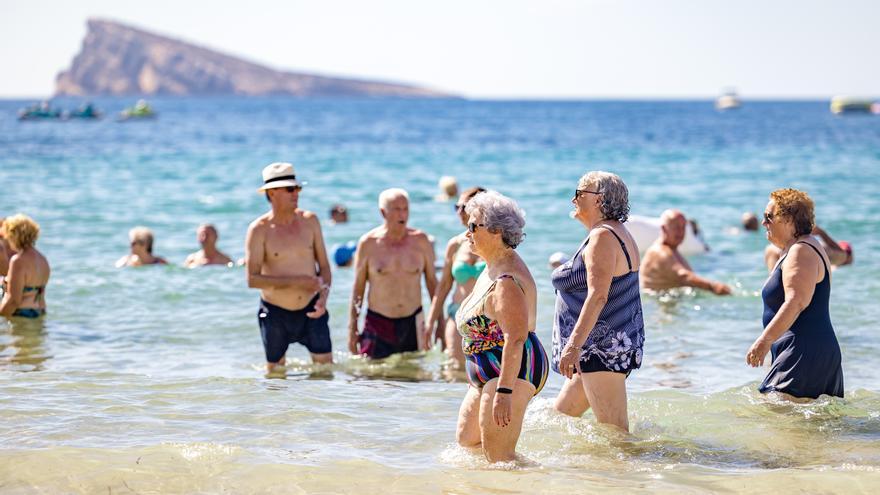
top-left (763, 211), bottom-right (774, 223)
top-left (467, 222), bottom-right (486, 233)
top-left (284, 186), bottom-right (302, 193)
top-left (454, 203), bottom-right (466, 213)
top-left (573, 189), bottom-right (601, 200)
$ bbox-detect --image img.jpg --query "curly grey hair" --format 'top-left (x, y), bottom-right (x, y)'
top-left (464, 190), bottom-right (526, 248)
top-left (578, 171), bottom-right (630, 222)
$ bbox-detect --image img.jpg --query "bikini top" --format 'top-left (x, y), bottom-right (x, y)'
top-left (455, 274), bottom-right (525, 355)
top-left (451, 259), bottom-right (486, 284)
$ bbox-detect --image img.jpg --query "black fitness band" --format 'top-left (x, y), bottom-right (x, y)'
top-left (496, 387), bottom-right (513, 395)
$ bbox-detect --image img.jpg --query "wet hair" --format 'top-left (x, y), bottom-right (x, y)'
top-left (465, 190), bottom-right (526, 249)
top-left (3, 214), bottom-right (40, 250)
top-left (129, 226), bottom-right (155, 254)
top-left (378, 188), bottom-right (409, 210)
top-left (770, 188), bottom-right (815, 237)
top-left (578, 171), bottom-right (630, 222)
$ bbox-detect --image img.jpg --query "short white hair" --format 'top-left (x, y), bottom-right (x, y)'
top-left (378, 188), bottom-right (409, 210)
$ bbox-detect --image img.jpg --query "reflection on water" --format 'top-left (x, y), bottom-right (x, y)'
top-left (0, 317), bottom-right (50, 371)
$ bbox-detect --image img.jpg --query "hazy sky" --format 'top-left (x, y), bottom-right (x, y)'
top-left (1, 0), bottom-right (877, 98)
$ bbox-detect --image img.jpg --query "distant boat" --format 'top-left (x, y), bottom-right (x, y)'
top-left (17, 101), bottom-right (62, 121)
top-left (715, 90), bottom-right (741, 111)
top-left (118, 99), bottom-right (156, 121)
top-left (66, 103), bottom-right (102, 120)
top-left (830, 96), bottom-right (876, 115)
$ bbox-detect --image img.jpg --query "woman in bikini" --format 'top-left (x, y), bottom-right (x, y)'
top-left (454, 190), bottom-right (548, 463)
top-left (0, 214), bottom-right (50, 319)
top-left (426, 187), bottom-right (486, 367)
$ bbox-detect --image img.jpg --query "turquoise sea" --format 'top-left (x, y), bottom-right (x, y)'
top-left (1, 98), bottom-right (879, 493)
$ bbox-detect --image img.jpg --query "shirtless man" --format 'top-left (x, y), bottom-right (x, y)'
top-left (246, 163), bottom-right (332, 372)
top-left (184, 224), bottom-right (233, 268)
top-left (640, 209), bottom-right (731, 295)
top-left (348, 188), bottom-right (437, 359)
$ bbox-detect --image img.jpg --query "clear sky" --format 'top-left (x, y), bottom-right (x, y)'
top-left (1, 0), bottom-right (877, 98)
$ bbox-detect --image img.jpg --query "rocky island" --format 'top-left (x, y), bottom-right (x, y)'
top-left (55, 19), bottom-right (452, 98)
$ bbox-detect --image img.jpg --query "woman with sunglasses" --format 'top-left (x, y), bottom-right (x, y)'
top-left (552, 171), bottom-right (644, 432)
top-left (746, 188), bottom-right (843, 399)
top-left (426, 186), bottom-right (486, 367)
top-left (116, 226), bottom-right (167, 267)
top-left (454, 190), bottom-right (548, 462)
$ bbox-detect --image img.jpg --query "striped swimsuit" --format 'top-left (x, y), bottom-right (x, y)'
top-left (551, 225), bottom-right (645, 375)
top-left (455, 274), bottom-right (549, 394)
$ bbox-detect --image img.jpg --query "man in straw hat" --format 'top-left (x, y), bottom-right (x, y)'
top-left (348, 188), bottom-right (437, 359)
top-left (245, 162), bottom-right (333, 373)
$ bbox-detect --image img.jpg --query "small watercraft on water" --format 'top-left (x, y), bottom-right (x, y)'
top-left (715, 89), bottom-right (741, 111)
top-left (66, 103), bottom-right (102, 120)
top-left (118, 100), bottom-right (156, 121)
top-left (17, 101), bottom-right (62, 121)
top-left (830, 96), bottom-right (877, 115)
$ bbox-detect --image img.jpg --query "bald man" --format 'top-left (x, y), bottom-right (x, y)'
top-left (640, 210), bottom-right (731, 295)
top-left (184, 224), bottom-right (233, 268)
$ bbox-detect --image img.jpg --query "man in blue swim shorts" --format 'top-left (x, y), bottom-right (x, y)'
top-left (245, 163), bottom-right (333, 373)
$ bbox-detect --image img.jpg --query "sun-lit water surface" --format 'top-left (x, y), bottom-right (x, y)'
top-left (1, 98), bottom-right (879, 493)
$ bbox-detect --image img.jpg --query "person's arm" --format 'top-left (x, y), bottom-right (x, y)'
top-left (811, 226), bottom-right (847, 266)
top-left (487, 277), bottom-right (529, 427)
top-left (418, 235), bottom-right (439, 350)
top-left (245, 222), bottom-right (319, 291)
top-left (426, 237), bottom-right (458, 347)
top-left (747, 244), bottom-right (819, 367)
top-left (307, 214), bottom-right (332, 318)
top-left (672, 262), bottom-right (731, 295)
top-left (348, 237), bottom-right (370, 354)
top-left (0, 255), bottom-right (23, 316)
top-left (557, 230), bottom-right (618, 379)
top-left (183, 253), bottom-right (196, 268)
top-left (764, 245), bottom-right (781, 273)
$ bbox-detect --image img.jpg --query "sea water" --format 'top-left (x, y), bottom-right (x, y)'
top-left (1, 98), bottom-right (879, 493)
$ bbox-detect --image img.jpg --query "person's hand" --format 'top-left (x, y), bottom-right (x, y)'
top-left (558, 344), bottom-right (580, 379)
top-left (421, 320), bottom-right (435, 351)
top-left (493, 391), bottom-right (512, 427)
top-left (348, 328), bottom-right (360, 355)
top-left (306, 296), bottom-right (326, 318)
top-left (746, 337), bottom-right (771, 367)
top-left (712, 281), bottom-right (732, 295)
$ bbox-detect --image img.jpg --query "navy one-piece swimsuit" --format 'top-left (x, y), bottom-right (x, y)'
top-left (760, 242), bottom-right (844, 399)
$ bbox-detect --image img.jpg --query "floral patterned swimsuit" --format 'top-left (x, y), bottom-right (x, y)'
top-left (455, 274), bottom-right (548, 394)
top-left (551, 225), bottom-right (645, 375)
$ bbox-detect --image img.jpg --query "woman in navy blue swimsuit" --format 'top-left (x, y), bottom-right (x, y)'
top-left (746, 189), bottom-right (844, 399)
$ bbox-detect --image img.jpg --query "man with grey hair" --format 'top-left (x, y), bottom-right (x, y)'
top-left (245, 162), bottom-right (333, 373)
top-left (348, 188), bottom-right (437, 358)
top-left (640, 209), bottom-right (731, 294)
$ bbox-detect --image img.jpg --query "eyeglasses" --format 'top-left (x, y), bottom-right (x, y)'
top-left (130, 240), bottom-right (144, 246)
top-left (573, 189), bottom-right (601, 200)
top-left (467, 222), bottom-right (486, 233)
top-left (284, 186), bottom-right (302, 193)
top-left (763, 211), bottom-right (774, 224)
top-left (454, 203), bottom-right (465, 213)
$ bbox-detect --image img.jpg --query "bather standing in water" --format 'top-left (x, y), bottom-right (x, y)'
top-left (348, 188), bottom-right (437, 358)
top-left (246, 163), bottom-right (333, 372)
top-left (454, 190), bottom-right (547, 462)
top-left (747, 189), bottom-right (843, 399)
top-left (426, 186), bottom-right (486, 367)
top-left (640, 209), bottom-right (731, 295)
top-left (184, 224), bottom-right (233, 268)
top-left (116, 227), bottom-right (168, 267)
top-left (0, 214), bottom-right (50, 319)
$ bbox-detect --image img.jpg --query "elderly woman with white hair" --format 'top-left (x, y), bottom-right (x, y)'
top-left (454, 190), bottom-right (548, 463)
top-left (116, 227), bottom-right (168, 267)
top-left (552, 171), bottom-right (645, 432)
